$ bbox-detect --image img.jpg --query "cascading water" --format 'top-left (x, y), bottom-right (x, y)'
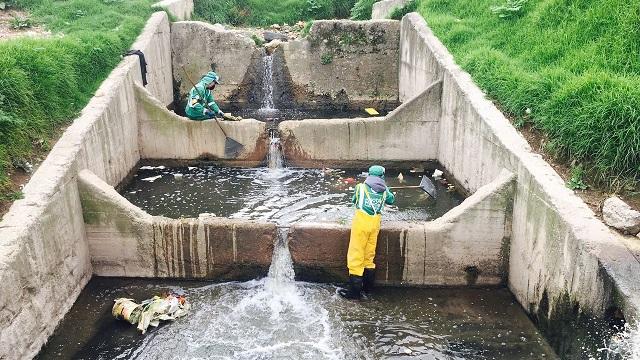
top-left (267, 128), bottom-right (284, 169)
top-left (260, 53), bottom-right (275, 110)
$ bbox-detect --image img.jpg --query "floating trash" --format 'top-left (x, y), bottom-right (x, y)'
top-left (112, 294), bottom-right (190, 334)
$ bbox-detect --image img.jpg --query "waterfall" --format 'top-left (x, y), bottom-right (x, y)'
top-left (261, 53), bottom-right (275, 110)
top-left (267, 128), bottom-right (284, 169)
top-left (266, 227), bottom-right (294, 284)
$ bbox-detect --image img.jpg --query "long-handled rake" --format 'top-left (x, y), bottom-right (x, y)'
top-left (388, 175), bottom-right (438, 199)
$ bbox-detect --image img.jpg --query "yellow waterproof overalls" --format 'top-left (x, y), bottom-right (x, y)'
top-left (347, 184), bottom-right (387, 276)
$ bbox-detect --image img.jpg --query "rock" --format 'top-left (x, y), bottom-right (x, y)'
top-left (264, 39), bottom-right (283, 55)
top-left (603, 196), bottom-right (640, 235)
top-left (270, 24), bottom-right (280, 30)
top-left (263, 31), bottom-right (288, 42)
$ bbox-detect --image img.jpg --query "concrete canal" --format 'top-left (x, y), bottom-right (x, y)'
top-left (2, 3), bottom-right (640, 360)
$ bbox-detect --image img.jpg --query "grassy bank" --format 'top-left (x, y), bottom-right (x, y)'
top-left (194, 0), bottom-right (356, 26)
top-left (410, 0), bottom-right (639, 188)
top-left (0, 0), bottom-right (154, 199)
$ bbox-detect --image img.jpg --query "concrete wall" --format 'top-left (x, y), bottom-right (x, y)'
top-left (282, 20), bottom-right (400, 110)
top-left (290, 169), bottom-right (515, 285)
top-left (279, 80), bottom-right (442, 165)
top-left (171, 20), bottom-right (401, 111)
top-left (78, 170), bottom-right (275, 280)
top-left (76, 167), bottom-right (513, 286)
top-left (372, 0), bottom-right (410, 19)
top-left (136, 85), bottom-right (268, 162)
top-left (0, 12), bottom-right (175, 360)
top-left (398, 13), bottom-right (640, 323)
top-left (153, 0), bottom-right (194, 21)
top-left (171, 21), bottom-right (263, 108)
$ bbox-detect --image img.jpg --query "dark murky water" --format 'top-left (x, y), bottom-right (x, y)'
top-left (37, 278), bottom-right (558, 360)
top-left (120, 166), bottom-right (465, 221)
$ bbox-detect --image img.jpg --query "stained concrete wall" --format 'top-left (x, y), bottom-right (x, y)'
top-left (136, 85), bottom-right (268, 162)
top-left (290, 169), bottom-right (515, 285)
top-left (153, 0), bottom-right (194, 21)
top-left (171, 21), bottom-right (263, 108)
top-left (398, 13), bottom-right (640, 322)
top-left (0, 11), bottom-right (175, 360)
top-left (372, 0), bottom-right (410, 19)
top-left (171, 20), bottom-right (401, 111)
top-left (78, 170), bottom-right (275, 280)
top-left (279, 80), bottom-right (441, 165)
top-left (281, 20), bottom-right (400, 110)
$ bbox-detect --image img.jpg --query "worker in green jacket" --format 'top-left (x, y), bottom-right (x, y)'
top-left (185, 71), bottom-right (224, 120)
top-left (339, 165), bottom-right (395, 300)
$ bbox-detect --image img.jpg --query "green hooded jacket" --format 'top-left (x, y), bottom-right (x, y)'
top-left (185, 72), bottom-right (221, 120)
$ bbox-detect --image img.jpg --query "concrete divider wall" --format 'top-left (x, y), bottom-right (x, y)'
top-left (372, 0), bottom-right (410, 20)
top-left (0, 11), bottom-right (178, 359)
top-left (171, 20), bottom-right (401, 111)
top-left (399, 13), bottom-right (640, 322)
top-left (136, 85), bottom-right (268, 162)
top-left (279, 80), bottom-right (442, 165)
top-left (290, 169), bottom-right (515, 285)
top-left (282, 20), bottom-right (400, 110)
top-left (171, 21), bottom-right (263, 108)
top-left (78, 170), bottom-right (275, 280)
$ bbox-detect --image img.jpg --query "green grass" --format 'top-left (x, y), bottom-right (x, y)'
top-left (0, 0), bottom-right (155, 195)
top-left (415, 0), bottom-right (640, 188)
top-left (194, 0), bottom-right (356, 27)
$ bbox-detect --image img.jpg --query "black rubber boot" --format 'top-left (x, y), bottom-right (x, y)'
top-left (338, 275), bottom-right (363, 300)
top-left (362, 268), bottom-right (375, 295)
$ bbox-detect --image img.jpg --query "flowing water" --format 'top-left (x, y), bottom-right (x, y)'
top-left (121, 166), bottom-right (464, 222)
top-left (261, 54), bottom-right (275, 111)
top-left (38, 276), bottom-right (559, 359)
top-left (267, 129), bottom-right (284, 169)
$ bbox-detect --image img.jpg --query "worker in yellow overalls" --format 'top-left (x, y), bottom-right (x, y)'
top-left (339, 165), bottom-right (395, 300)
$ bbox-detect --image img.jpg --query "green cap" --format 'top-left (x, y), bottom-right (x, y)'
top-left (202, 71), bottom-right (220, 85)
top-left (368, 165), bottom-right (385, 177)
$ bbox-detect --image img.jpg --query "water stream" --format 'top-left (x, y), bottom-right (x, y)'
top-left (267, 128), bottom-right (284, 169)
top-left (261, 53), bottom-right (275, 110)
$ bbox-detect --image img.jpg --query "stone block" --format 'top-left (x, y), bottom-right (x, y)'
top-left (603, 196), bottom-right (640, 235)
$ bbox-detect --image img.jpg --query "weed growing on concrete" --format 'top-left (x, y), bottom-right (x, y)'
top-left (251, 34), bottom-right (265, 46)
top-left (300, 20), bottom-right (313, 37)
top-left (320, 52), bottom-right (333, 65)
top-left (418, 0), bottom-right (640, 187)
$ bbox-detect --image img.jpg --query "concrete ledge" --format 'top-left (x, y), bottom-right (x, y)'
top-left (372, 0), bottom-right (410, 19)
top-left (136, 84), bottom-right (268, 162)
top-left (152, 0), bottom-right (193, 21)
top-left (78, 170), bottom-right (276, 280)
top-left (290, 169), bottom-right (515, 286)
top-left (279, 80), bottom-right (442, 164)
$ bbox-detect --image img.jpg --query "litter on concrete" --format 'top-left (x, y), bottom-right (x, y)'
top-left (112, 294), bottom-right (191, 334)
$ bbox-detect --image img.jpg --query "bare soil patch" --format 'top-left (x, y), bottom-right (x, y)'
top-left (0, 9), bottom-right (50, 41)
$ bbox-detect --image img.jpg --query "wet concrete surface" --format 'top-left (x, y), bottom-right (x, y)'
top-left (38, 278), bottom-right (558, 360)
top-left (121, 166), bottom-right (464, 222)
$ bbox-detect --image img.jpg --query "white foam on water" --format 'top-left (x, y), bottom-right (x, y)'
top-left (598, 324), bottom-right (640, 359)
